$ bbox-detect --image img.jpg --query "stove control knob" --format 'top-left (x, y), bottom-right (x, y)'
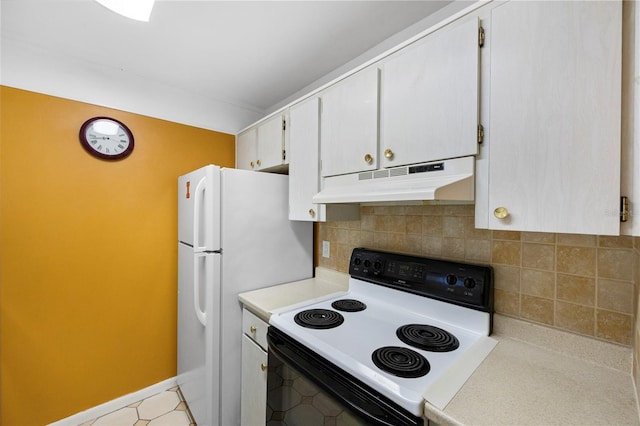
top-left (373, 260), bottom-right (382, 270)
top-left (464, 278), bottom-right (477, 289)
top-left (353, 258), bottom-right (362, 266)
top-left (363, 259), bottom-right (371, 268)
top-left (446, 274), bottom-right (457, 285)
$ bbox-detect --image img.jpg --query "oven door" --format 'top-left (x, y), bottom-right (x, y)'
top-left (266, 326), bottom-right (424, 426)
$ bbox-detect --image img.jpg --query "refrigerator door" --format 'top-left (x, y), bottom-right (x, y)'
top-left (217, 168), bottom-right (314, 426)
top-left (178, 165), bottom-right (221, 251)
top-left (177, 243), bottom-right (221, 426)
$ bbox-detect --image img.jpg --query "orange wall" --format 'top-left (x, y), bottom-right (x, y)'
top-left (0, 86), bottom-right (235, 425)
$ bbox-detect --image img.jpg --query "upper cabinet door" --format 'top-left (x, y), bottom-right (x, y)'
top-left (380, 17), bottom-right (480, 168)
top-left (320, 67), bottom-right (379, 177)
top-left (289, 97), bottom-right (323, 221)
top-left (236, 128), bottom-right (257, 171)
top-left (486, 0), bottom-right (621, 235)
top-left (256, 114), bottom-right (285, 170)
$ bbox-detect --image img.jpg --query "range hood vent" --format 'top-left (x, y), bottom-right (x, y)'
top-left (312, 156), bottom-right (475, 204)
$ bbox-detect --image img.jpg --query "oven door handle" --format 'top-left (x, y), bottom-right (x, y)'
top-left (267, 327), bottom-right (423, 426)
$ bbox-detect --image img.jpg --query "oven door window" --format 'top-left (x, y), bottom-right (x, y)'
top-left (267, 327), bottom-right (424, 426)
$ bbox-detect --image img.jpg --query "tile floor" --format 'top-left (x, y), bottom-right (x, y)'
top-left (79, 386), bottom-right (195, 426)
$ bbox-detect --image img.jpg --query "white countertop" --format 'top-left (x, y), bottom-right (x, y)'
top-left (238, 269), bottom-right (640, 425)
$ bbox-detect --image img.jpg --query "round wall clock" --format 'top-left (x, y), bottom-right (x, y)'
top-left (79, 116), bottom-right (134, 160)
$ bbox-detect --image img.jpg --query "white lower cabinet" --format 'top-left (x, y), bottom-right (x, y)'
top-left (240, 308), bottom-right (268, 426)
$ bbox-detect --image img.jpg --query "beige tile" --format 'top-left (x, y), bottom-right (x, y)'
top-left (360, 206), bottom-right (374, 215)
top-left (556, 274), bottom-right (595, 306)
top-left (147, 411), bottom-right (191, 426)
top-left (555, 301), bottom-right (595, 336)
top-left (345, 229), bottom-right (361, 246)
top-left (494, 289), bottom-right (520, 316)
top-left (404, 234), bottom-right (422, 256)
top-left (134, 421), bottom-right (151, 426)
top-left (465, 239), bottom-right (491, 262)
top-left (520, 295), bottom-right (554, 325)
top-left (422, 236), bottom-right (443, 257)
top-left (491, 241), bottom-right (521, 266)
top-left (596, 310), bottom-right (632, 345)
top-left (465, 217), bottom-right (491, 240)
top-left (597, 279), bottom-right (634, 314)
top-left (93, 407), bottom-right (139, 426)
top-left (598, 235), bottom-right (633, 248)
top-left (492, 230), bottom-right (521, 241)
top-left (138, 391), bottom-right (180, 420)
top-left (336, 244), bottom-right (352, 272)
top-left (422, 215), bottom-right (443, 236)
top-left (442, 238), bottom-right (465, 260)
top-left (556, 246), bottom-right (596, 276)
top-left (443, 204), bottom-right (473, 216)
top-left (598, 236), bottom-right (633, 248)
top-left (443, 216), bottom-right (465, 238)
top-left (373, 232), bottom-right (389, 250)
top-left (360, 231), bottom-right (374, 247)
top-left (492, 265), bottom-right (520, 293)
top-left (423, 204), bottom-right (444, 216)
top-left (406, 215), bottom-right (422, 234)
top-left (404, 205), bottom-right (423, 216)
top-left (520, 269), bottom-right (554, 299)
top-left (522, 232), bottom-right (556, 243)
top-left (360, 214), bottom-right (375, 232)
top-left (388, 233), bottom-right (408, 253)
top-left (522, 243), bottom-right (555, 271)
top-left (373, 215), bottom-right (392, 232)
top-left (336, 227), bottom-right (349, 244)
top-left (557, 233), bottom-right (597, 247)
top-left (389, 215), bottom-right (407, 233)
top-left (597, 248), bottom-right (634, 281)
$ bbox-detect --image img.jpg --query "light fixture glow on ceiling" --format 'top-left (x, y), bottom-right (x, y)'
top-left (95, 0), bottom-right (155, 22)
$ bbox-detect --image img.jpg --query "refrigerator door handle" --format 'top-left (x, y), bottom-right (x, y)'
top-left (193, 176), bottom-right (207, 252)
top-left (193, 253), bottom-right (207, 327)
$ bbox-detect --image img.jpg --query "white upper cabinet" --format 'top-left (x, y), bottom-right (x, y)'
top-left (236, 128), bottom-right (257, 171)
top-left (380, 17), bottom-right (480, 168)
top-left (289, 97), bottom-right (323, 221)
top-left (482, 0), bottom-right (622, 235)
top-left (236, 113), bottom-right (287, 172)
top-left (320, 67), bottom-right (380, 177)
top-left (288, 97), bottom-right (360, 222)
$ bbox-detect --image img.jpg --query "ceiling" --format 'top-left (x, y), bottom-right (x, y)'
top-left (1, 0), bottom-right (453, 116)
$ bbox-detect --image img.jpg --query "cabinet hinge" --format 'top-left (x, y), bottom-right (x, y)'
top-left (620, 196), bottom-right (629, 222)
top-left (282, 149), bottom-right (286, 161)
top-left (478, 26), bottom-right (485, 48)
top-left (282, 119), bottom-right (286, 131)
top-left (477, 124), bottom-right (484, 144)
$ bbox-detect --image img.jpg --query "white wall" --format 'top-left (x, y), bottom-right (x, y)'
top-left (0, 37), bottom-right (263, 135)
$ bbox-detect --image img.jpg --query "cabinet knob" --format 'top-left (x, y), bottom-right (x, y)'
top-left (249, 325), bottom-right (256, 333)
top-left (249, 161), bottom-right (254, 168)
top-left (364, 154), bottom-right (373, 164)
top-left (256, 159), bottom-right (261, 167)
top-left (260, 363), bottom-right (268, 371)
top-left (384, 149), bottom-right (394, 159)
top-left (493, 207), bottom-right (510, 219)
top-left (308, 208), bottom-right (315, 217)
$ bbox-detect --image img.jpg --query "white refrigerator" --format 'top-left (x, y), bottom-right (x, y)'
top-left (177, 165), bottom-right (313, 426)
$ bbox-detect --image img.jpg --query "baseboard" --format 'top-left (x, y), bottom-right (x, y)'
top-left (47, 376), bottom-right (178, 426)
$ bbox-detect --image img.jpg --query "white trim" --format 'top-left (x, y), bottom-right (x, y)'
top-left (47, 377), bottom-right (178, 426)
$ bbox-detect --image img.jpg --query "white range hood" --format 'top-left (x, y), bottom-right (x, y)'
top-left (312, 156), bottom-right (474, 204)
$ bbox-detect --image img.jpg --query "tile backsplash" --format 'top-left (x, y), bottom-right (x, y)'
top-left (317, 204), bottom-right (637, 347)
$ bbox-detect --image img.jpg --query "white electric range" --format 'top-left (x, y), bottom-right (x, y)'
top-left (268, 248), bottom-right (496, 425)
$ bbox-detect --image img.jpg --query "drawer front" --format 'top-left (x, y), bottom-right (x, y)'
top-left (242, 308), bottom-right (268, 351)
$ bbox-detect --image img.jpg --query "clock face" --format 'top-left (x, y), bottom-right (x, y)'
top-left (79, 117), bottom-right (134, 160)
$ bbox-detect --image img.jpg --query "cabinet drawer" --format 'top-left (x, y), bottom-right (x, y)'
top-left (242, 308), bottom-right (268, 351)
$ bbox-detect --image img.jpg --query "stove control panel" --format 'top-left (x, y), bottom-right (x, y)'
top-left (349, 248), bottom-right (493, 312)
